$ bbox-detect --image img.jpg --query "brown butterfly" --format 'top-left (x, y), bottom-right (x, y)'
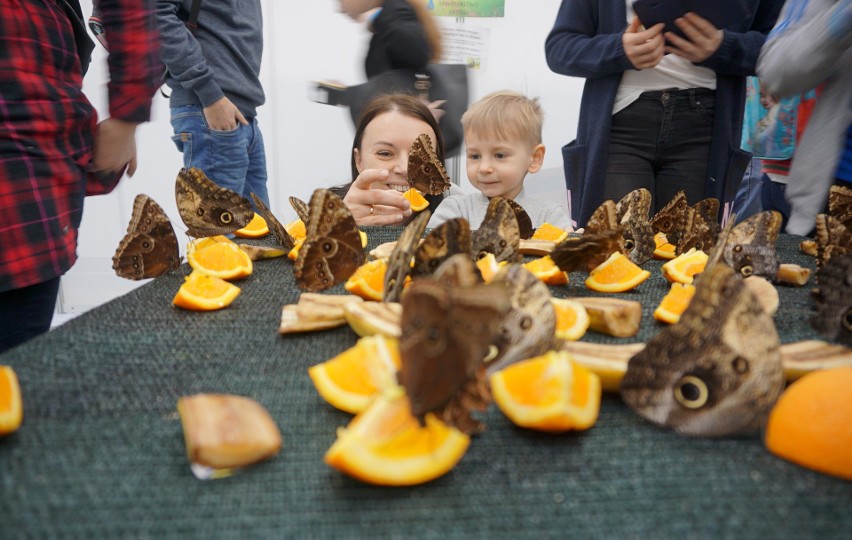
top-left (814, 213), bottom-right (852, 269)
top-left (677, 207), bottom-right (714, 255)
top-left (472, 197), bottom-right (521, 263)
top-left (432, 253), bottom-right (482, 287)
top-left (615, 188), bottom-right (655, 264)
top-left (294, 189), bottom-right (365, 292)
top-left (288, 196), bottom-right (311, 224)
top-left (398, 278), bottom-right (510, 434)
top-left (251, 193), bottom-right (295, 251)
top-left (412, 218), bottom-right (472, 277)
top-left (651, 190), bottom-right (689, 247)
top-left (722, 211), bottom-right (782, 279)
top-left (811, 253), bottom-right (852, 346)
top-left (384, 210), bottom-right (431, 303)
top-left (113, 194), bottom-right (181, 280)
top-left (692, 197), bottom-right (721, 238)
top-left (580, 199), bottom-right (626, 268)
top-left (407, 133), bottom-right (450, 195)
top-left (621, 263), bottom-right (785, 437)
top-left (174, 167), bottom-right (254, 238)
top-left (505, 199), bottom-right (535, 240)
top-left (550, 230), bottom-right (623, 273)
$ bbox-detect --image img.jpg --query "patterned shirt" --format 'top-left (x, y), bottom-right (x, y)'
top-left (0, 0), bottom-right (160, 292)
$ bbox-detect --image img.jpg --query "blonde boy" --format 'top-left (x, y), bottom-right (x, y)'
top-left (427, 91), bottom-right (572, 229)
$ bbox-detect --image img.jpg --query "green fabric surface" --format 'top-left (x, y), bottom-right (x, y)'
top-left (1, 229), bottom-right (850, 538)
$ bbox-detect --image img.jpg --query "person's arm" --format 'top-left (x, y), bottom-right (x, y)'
top-left (759, 0), bottom-right (852, 97)
top-left (373, 5), bottom-right (430, 69)
top-left (426, 196), bottom-right (463, 229)
top-left (545, 0), bottom-right (637, 79)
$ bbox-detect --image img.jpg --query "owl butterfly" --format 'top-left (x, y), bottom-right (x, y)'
top-left (621, 263), bottom-right (785, 437)
top-left (432, 253), bottom-right (482, 287)
top-left (407, 133), bottom-right (450, 195)
top-left (692, 198), bottom-right (721, 238)
top-left (472, 197), bottom-right (521, 263)
top-left (288, 196), bottom-right (311, 225)
top-left (614, 188), bottom-right (654, 264)
top-left (677, 198), bottom-right (720, 255)
top-left (174, 167), bottom-right (254, 238)
top-left (722, 210), bottom-right (782, 280)
top-left (811, 253), bottom-right (852, 346)
top-left (828, 184), bottom-right (852, 230)
top-left (112, 194), bottom-right (181, 280)
top-left (294, 189), bottom-right (365, 292)
top-left (485, 264), bottom-right (557, 375)
top-left (651, 190), bottom-right (688, 247)
top-left (814, 213), bottom-right (852, 269)
top-left (550, 230), bottom-right (623, 273)
top-left (505, 199), bottom-right (535, 240)
top-left (251, 193), bottom-right (295, 251)
top-left (581, 199), bottom-right (626, 269)
top-left (384, 210), bottom-right (431, 303)
top-left (399, 278), bottom-right (511, 434)
top-left (412, 218), bottom-right (472, 277)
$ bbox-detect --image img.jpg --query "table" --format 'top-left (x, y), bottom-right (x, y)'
top-left (2, 229), bottom-right (850, 538)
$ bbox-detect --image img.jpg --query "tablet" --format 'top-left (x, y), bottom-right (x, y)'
top-left (632, 0), bottom-right (752, 36)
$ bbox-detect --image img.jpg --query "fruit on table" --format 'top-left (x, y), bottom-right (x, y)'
top-left (0, 366), bottom-right (23, 436)
top-left (173, 270), bottom-right (241, 311)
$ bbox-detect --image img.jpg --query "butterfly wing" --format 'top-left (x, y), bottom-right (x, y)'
top-left (615, 189), bottom-right (654, 264)
top-left (505, 199), bottom-right (535, 240)
top-left (651, 190), bottom-right (688, 246)
top-left (815, 213), bottom-right (852, 269)
top-left (113, 194), bottom-right (181, 280)
top-left (472, 197), bottom-right (521, 263)
top-left (251, 193), bottom-right (295, 250)
top-left (407, 133), bottom-right (450, 195)
top-left (384, 210), bottom-right (431, 302)
top-left (812, 253), bottom-right (852, 346)
top-left (175, 167), bottom-right (253, 237)
top-left (723, 211), bottom-right (782, 279)
top-left (412, 218), bottom-right (472, 277)
top-left (288, 196), bottom-right (311, 224)
top-left (550, 230), bottom-right (623, 273)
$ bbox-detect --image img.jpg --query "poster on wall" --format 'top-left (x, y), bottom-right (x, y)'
top-left (439, 21), bottom-right (490, 70)
top-left (427, 0), bottom-right (505, 17)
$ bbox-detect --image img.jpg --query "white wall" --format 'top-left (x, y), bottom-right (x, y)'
top-left (60, 0), bottom-right (584, 313)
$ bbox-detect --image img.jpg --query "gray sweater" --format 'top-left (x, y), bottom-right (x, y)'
top-left (428, 188), bottom-right (573, 231)
top-left (757, 0), bottom-right (852, 234)
top-left (156, 0), bottom-right (264, 118)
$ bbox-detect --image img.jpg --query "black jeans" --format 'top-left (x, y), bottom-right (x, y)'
top-left (604, 88), bottom-right (715, 213)
top-left (0, 277), bottom-right (61, 354)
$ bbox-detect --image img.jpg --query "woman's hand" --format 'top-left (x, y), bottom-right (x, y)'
top-left (92, 118), bottom-right (138, 177)
top-left (344, 169), bottom-right (412, 226)
top-left (665, 13), bottom-right (723, 63)
top-left (623, 18), bottom-right (665, 70)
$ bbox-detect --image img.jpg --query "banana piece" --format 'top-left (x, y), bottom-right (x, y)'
top-left (279, 293), bottom-right (364, 334)
top-left (344, 301), bottom-right (402, 338)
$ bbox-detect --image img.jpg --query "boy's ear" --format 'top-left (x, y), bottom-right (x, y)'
top-left (528, 144), bottom-right (546, 174)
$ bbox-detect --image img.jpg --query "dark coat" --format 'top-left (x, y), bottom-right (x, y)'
top-left (365, 0), bottom-right (431, 79)
top-left (545, 0), bottom-right (784, 226)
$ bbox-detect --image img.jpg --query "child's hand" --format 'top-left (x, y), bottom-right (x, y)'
top-left (623, 17), bottom-right (665, 70)
top-left (344, 169), bottom-right (412, 226)
top-left (664, 13), bottom-right (723, 63)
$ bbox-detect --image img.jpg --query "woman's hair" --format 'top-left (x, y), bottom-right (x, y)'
top-left (461, 90), bottom-right (544, 150)
top-left (406, 0), bottom-right (442, 61)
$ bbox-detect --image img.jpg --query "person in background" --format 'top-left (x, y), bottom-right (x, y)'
top-left (157, 0), bottom-right (269, 206)
top-left (0, 0), bottom-right (160, 353)
top-left (545, 0), bottom-right (784, 227)
top-left (428, 91), bottom-right (573, 230)
top-left (757, 0), bottom-right (852, 235)
top-left (334, 93), bottom-right (463, 226)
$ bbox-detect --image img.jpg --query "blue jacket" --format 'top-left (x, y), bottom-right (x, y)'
top-left (545, 0), bottom-right (784, 226)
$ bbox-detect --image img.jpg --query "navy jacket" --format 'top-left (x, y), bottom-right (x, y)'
top-left (545, 0), bottom-right (784, 226)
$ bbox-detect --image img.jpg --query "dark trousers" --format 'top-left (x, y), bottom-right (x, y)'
top-left (0, 277), bottom-right (61, 354)
top-left (604, 88), bottom-right (715, 213)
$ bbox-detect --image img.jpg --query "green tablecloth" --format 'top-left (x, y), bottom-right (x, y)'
top-left (2, 230), bottom-right (850, 538)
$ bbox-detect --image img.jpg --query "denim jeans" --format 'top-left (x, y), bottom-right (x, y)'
top-left (732, 157), bottom-right (766, 222)
top-left (170, 105), bottom-right (269, 207)
top-left (0, 276), bottom-right (60, 353)
top-left (605, 88), bottom-right (715, 214)
top-left (761, 175), bottom-right (791, 231)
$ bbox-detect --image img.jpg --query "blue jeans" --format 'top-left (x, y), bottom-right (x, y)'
top-left (170, 105), bottom-right (269, 207)
top-left (761, 175), bottom-right (791, 231)
top-left (0, 276), bottom-right (61, 353)
top-left (731, 157), bottom-right (765, 222)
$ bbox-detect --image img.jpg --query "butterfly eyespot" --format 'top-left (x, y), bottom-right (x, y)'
top-left (321, 241), bottom-right (338, 256)
top-left (844, 309), bottom-right (852, 332)
top-left (740, 265), bottom-right (754, 277)
top-left (662, 219), bottom-right (672, 230)
top-left (427, 326), bottom-right (440, 341)
top-left (520, 315), bottom-right (533, 330)
top-left (674, 375), bottom-right (709, 409)
top-left (731, 357), bottom-right (749, 374)
top-left (624, 239), bottom-right (635, 251)
top-left (196, 208), bottom-right (205, 217)
top-left (694, 242), bottom-right (703, 250)
top-left (483, 345), bottom-right (499, 363)
top-left (142, 240), bottom-right (152, 249)
top-left (220, 212), bottom-right (233, 224)
top-left (733, 244), bottom-right (743, 253)
top-left (475, 251), bottom-right (488, 260)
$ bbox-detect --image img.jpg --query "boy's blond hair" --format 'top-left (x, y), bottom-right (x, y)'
top-left (461, 91), bottom-right (544, 150)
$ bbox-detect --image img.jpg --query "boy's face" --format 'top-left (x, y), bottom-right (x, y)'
top-left (464, 132), bottom-right (544, 200)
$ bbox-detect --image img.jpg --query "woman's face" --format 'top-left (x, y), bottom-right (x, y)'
top-left (354, 110), bottom-right (438, 192)
top-left (337, 0), bottom-right (381, 19)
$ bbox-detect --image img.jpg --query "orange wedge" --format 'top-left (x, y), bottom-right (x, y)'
top-left (661, 248), bottom-right (708, 284)
top-left (532, 222), bottom-right (569, 243)
top-left (585, 252), bottom-right (651, 293)
top-left (173, 270), bottom-right (241, 311)
top-left (234, 213), bottom-right (269, 239)
top-left (524, 255), bottom-right (569, 285)
top-left (344, 259), bottom-right (387, 301)
top-left (287, 237), bottom-right (306, 261)
top-left (403, 188), bottom-right (430, 212)
top-left (187, 240), bottom-right (253, 280)
top-left (187, 235), bottom-right (234, 255)
top-left (308, 335), bottom-right (401, 414)
top-left (0, 366), bottom-right (23, 435)
top-left (490, 351), bottom-right (601, 432)
top-left (653, 232), bottom-right (676, 260)
top-left (551, 298), bottom-right (590, 341)
top-left (653, 282), bottom-right (696, 324)
top-left (324, 390), bottom-right (470, 486)
top-left (285, 219), bottom-right (307, 240)
top-left (476, 252), bottom-right (503, 283)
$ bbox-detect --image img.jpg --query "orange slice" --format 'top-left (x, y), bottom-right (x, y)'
top-left (344, 259), bottom-right (387, 301)
top-left (551, 298), bottom-right (590, 341)
top-left (0, 366), bottom-right (23, 436)
top-left (653, 232), bottom-right (676, 260)
top-left (324, 390), bottom-right (470, 486)
top-left (476, 252), bottom-right (504, 283)
top-left (308, 335), bottom-right (401, 414)
top-left (523, 255), bottom-right (569, 285)
top-left (532, 222), bottom-right (569, 243)
top-left (187, 240), bottom-right (253, 280)
top-left (287, 237), bottom-right (306, 261)
top-left (661, 248), bottom-right (708, 284)
top-left (285, 219), bottom-right (307, 240)
top-left (234, 213), bottom-right (269, 239)
top-left (187, 235), bottom-right (234, 255)
top-left (765, 367), bottom-right (852, 480)
top-left (585, 252), bottom-right (651, 293)
top-left (653, 282), bottom-right (696, 324)
top-left (403, 188), bottom-right (430, 212)
top-left (490, 351), bottom-right (602, 432)
top-left (173, 270), bottom-right (241, 311)
top-left (359, 230), bottom-right (368, 248)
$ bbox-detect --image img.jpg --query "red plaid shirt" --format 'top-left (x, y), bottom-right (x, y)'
top-left (0, 0), bottom-right (160, 292)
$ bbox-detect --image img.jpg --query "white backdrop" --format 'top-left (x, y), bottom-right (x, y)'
top-left (61, 0), bottom-right (584, 313)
